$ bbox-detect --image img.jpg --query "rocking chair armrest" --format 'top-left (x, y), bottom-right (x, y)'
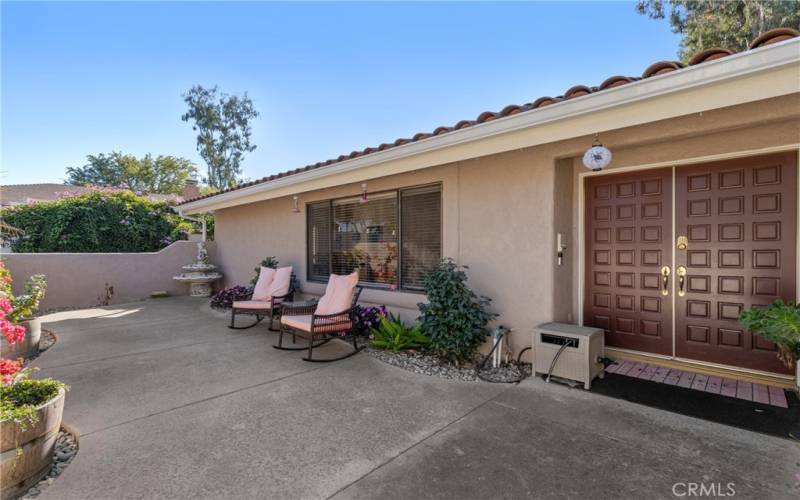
top-left (270, 290), bottom-right (295, 308)
top-left (281, 299), bottom-right (318, 316)
top-left (312, 305), bottom-right (357, 322)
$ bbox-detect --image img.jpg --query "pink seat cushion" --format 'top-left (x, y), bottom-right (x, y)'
top-left (232, 300), bottom-right (271, 310)
top-left (281, 314), bottom-right (353, 334)
top-left (252, 267), bottom-right (276, 301)
top-left (266, 266), bottom-right (293, 298)
top-left (316, 272), bottom-right (359, 316)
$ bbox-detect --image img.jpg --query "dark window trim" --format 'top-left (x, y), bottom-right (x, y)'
top-left (305, 182), bottom-right (442, 293)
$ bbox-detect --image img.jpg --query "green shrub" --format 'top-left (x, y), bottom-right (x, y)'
top-left (370, 313), bottom-right (429, 353)
top-left (417, 259), bottom-right (496, 365)
top-left (9, 274), bottom-right (47, 322)
top-left (1, 189), bottom-right (194, 253)
top-left (739, 300), bottom-right (800, 369)
top-left (0, 377), bottom-right (66, 426)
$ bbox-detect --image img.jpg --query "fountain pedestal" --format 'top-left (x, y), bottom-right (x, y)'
top-left (173, 242), bottom-right (222, 297)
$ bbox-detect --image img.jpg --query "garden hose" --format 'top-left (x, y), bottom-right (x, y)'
top-left (475, 326), bottom-right (530, 384)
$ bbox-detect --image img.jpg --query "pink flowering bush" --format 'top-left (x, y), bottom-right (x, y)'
top-left (0, 261), bottom-right (48, 385)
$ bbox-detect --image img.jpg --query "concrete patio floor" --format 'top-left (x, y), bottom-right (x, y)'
top-left (32, 297), bottom-right (798, 500)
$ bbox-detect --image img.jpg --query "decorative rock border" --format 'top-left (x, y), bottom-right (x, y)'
top-left (19, 427), bottom-right (78, 499)
top-left (366, 348), bottom-right (532, 384)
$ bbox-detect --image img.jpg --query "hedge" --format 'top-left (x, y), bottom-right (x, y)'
top-left (1, 189), bottom-right (197, 253)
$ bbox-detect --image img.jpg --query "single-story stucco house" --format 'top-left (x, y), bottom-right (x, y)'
top-left (179, 28), bottom-right (800, 389)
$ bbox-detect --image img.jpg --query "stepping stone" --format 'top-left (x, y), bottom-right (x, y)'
top-left (720, 378), bottom-right (737, 398)
top-left (627, 362), bottom-right (647, 378)
top-left (615, 361), bottom-right (636, 376)
top-left (677, 371), bottom-right (696, 388)
top-left (664, 370), bottom-right (683, 385)
top-left (768, 386), bottom-right (788, 408)
top-left (637, 364), bottom-right (659, 380)
top-left (704, 376), bottom-right (722, 394)
top-left (650, 366), bottom-right (671, 383)
top-left (736, 381), bottom-right (753, 401)
top-left (752, 384), bottom-right (770, 405)
top-left (690, 374), bottom-right (708, 391)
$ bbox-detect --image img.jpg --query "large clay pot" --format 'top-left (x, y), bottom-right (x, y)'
top-left (0, 318), bottom-right (41, 360)
top-left (0, 388), bottom-right (65, 500)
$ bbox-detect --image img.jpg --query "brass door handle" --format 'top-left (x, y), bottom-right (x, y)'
top-left (676, 266), bottom-right (687, 297)
top-left (661, 266), bottom-right (670, 296)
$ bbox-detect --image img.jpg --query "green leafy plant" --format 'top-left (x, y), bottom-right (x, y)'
top-left (739, 300), bottom-right (800, 369)
top-left (1, 189), bottom-right (194, 253)
top-left (9, 274), bottom-right (47, 322)
top-left (0, 374), bottom-right (66, 427)
top-left (250, 257), bottom-right (279, 286)
top-left (417, 259), bottom-right (497, 365)
top-left (370, 313), bottom-right (429, 353)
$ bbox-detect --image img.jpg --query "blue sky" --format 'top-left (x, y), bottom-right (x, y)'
top-left (1, 1), bottom-right (681, 185)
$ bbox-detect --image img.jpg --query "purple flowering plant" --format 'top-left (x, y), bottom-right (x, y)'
top-left (210, 285), bottom-right (254, 309)
top-left (352, 304), bottom-right (387, 338)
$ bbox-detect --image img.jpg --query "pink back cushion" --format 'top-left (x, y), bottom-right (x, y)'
top-left (316, 272), bottom-right (359, 315)
top-left (266, 266), bottom-right (293, 298)
top-left (252, 267), bottom-right (276, 301)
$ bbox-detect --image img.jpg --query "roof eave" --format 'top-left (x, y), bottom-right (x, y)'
top-left (179, 38), bottom-right (800, 214)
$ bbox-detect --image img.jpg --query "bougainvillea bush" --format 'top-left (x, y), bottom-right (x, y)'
top-left (210, 285), bottom-right (253, 309)
top-left (0, 261), bottom-right (65, 426)
top-left (1, 188), bottom-right (195, 253)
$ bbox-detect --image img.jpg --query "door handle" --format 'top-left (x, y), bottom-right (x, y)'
top-left (661, 266), bottom-right (670, 296)
top-left (676, 266), bottom-right (687, 297)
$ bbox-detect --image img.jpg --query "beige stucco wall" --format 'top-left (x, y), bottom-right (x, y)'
top-left (2, 241), bottom-right (216, 311)
top-left (211, 94), bottom-right (800, 356)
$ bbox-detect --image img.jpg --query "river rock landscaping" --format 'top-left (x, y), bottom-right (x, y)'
top-left (20, 429), bottom-right (78, 499)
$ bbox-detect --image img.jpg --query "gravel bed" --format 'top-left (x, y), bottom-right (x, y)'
top-left (366, 348), bottom-right (479, 382)
top-left (20, 428), bottom-right (79, 499)
top-left (38, 329), bottom-right (56, 353)
top-left (366, 347), bottom-right (532, 384)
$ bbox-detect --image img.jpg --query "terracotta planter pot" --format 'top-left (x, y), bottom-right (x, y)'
top-left (0, 318), bottom-right (41, 360)
top-left (0, 388), bottom-right (65, 500)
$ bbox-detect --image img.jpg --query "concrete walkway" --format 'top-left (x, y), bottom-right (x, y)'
top-left (33, 298), bottom-right (797, 499)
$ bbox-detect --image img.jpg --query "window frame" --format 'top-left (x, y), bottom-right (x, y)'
top-left (305, 182), bottom-right (442, 292)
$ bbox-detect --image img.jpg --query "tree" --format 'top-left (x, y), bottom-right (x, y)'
top-left (66, 152), bottom-right (197, 195)
top-left (181, 85), bottom-right (259, 190)
top-left (636, 1), bottom-right (800, 62)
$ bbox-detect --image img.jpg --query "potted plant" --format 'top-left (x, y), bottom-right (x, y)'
top-left (739, 300), bottom-right (800, 373)
top-left (0, 263), bottom-right (47, 360)
top-left (0, 262), bottom-right (66, 498)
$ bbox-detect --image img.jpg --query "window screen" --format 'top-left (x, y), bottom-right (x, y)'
top-left (306, 184), bottom-right (441, 290)
top-left (307, 201), bottom-right (332, 282)
top-left (332, 192), bottom-right (398, 287)
top-left (401, 185), bottom-right (442, 290)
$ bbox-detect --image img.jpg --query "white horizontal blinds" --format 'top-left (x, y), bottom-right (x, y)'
top-left (307, 202), bottom-right (332, 282)
top-left (332, 192), bottom-right (398, 286)
top-left (400, 185), bottom-right (442, 290)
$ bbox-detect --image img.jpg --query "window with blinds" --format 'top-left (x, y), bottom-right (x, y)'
top-left (306, 184), bottom-right (441, 291)
top-left (400, 185), bottom-right (442, 290)
top-left (307, 202), bottom-right (332, 282)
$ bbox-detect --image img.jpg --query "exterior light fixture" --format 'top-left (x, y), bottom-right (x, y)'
top-left (360, 183), bottom-right (368, 204)
top-left (582, 133), bottom-right (612, 172)
top-left (292, 195), bottom-right (300, 213)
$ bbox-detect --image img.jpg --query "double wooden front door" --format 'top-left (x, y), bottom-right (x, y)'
top-left (584, 152), bottom-right (797, 374)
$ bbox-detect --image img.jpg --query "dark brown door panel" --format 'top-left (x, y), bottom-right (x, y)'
top-left (675, 152), bottom-right (797, 374)
top-left (585, 168), bottom-right (673, 355)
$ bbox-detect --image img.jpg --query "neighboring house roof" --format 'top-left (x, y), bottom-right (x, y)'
top-left (0, 183), bottom-right (180, 206)
top-left (179, 27), bottom-right (800, 209)
top-left (0, 184), bottom-right (90, 206)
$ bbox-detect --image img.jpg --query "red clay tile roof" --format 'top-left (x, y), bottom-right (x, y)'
top-left (180, 27), bottom-right (800, 206)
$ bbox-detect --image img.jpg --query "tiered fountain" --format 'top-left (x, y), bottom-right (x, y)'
top-left (173, 241), bottom-right (222, 297)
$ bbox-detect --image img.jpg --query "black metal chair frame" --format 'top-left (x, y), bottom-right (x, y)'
top-left (228, 274), bottom-right (296, 331)
top-left (274, 287), bottom-right (364, 362)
